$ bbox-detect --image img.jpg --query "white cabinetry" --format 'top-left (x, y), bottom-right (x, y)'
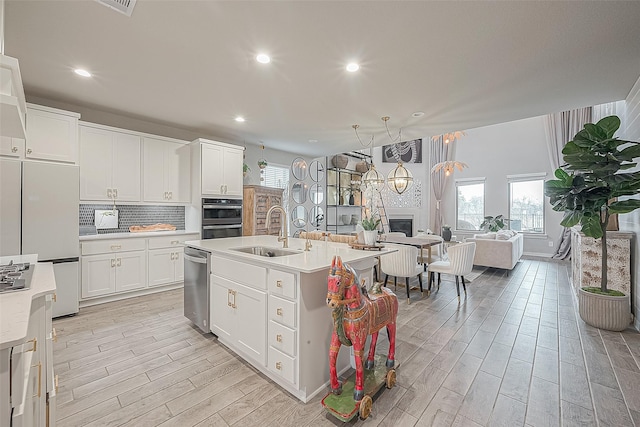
top-left (197, 139), bottom-right (243, 197)
top-left (0, 136), bottom-right (24, 157)
top-left (81, 238), bottom-right (146, 298)
top-left (79, 124), bottom-right (141, 202)
top-left (143, 137), bottom-right (190, 203)
top-left (25, 104), bottom-right (79, 163)
top-left (1, 279), bottom-right (56, 427)
top-left (147, 234), bottom-right (196, 287)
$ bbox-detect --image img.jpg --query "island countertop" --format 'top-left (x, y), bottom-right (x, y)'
top-left (184, 235), bottom-right (394, 274)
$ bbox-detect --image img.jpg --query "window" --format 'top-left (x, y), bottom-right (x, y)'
top-left (456, 180), bottom-right (485, 230)
top-left (261, 164), bottom-right (290, 235)
top-left (508, 175), bottom-right (545, 233)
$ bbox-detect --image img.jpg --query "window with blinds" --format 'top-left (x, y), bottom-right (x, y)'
top-left (261, 165), bottom-right (289, 189)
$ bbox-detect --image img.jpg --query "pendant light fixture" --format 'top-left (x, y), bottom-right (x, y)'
top-left (258, 144), bottom-right (268, 182)
top-left (387, 162), bottom-right (413, 194)
top-left (353, 124), bottom-right (385, 190)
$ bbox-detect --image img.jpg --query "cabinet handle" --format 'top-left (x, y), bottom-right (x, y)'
top-left (27, 148), bottom-right (32, 154)
top-left (170, 252), bottom-right (175, 260)
top-left (27, 337), bottom-right (37, 352)
top-left (110, 245), bottom-right (121, 250)
top-left (52, 327), bottom-right (58, 342)
top-left (276, 280), bottom-right (282, 288)
top-left (220, 185), bottom-right (224, 194)
top-left (276, 334), bottom-right (282, 343)
top-left (276, 308), bottom-right (283, 316)
top-left (11, 146), bottom-right (18, 153)
top-left (53, 293), bottom-right (57, 302)
top-left (169, 192), bottom-right (173, 199)
top-left (163, 191), bottom-right (167, 199)
top-left (231, 290), bottom-right (237, 308)
top-left (275, 362), bottom-right (282, 370)
top-left (171, 240), bottom-right (179, 245)
top-left (55, 374), bottom-right (59, 394)
top-left (114, 188), bottom-right (118, 199)
top-left (228, 289), bottom-right (233, 307)
top-left (111, 258), bottom-right (116, 268)
top-left (32, 361), bottom-right (42, 398)
top-left (107, 188), bottom-right (113, 198)
top-left (117, 258), bottom-right (122, 267)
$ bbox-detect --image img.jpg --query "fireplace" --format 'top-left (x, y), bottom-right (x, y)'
top-left (389, 218), bottom-right (413, 237)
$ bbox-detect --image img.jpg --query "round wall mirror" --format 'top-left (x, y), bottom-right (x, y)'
top-left (309, 183), bottom-right (324, 204)
top-left (309, 160), bottom-right (325, 182)
top-left (291, 157), bottom-right (308, 181)
top-left (310, 206), bottom-right (324, 227)
top-left (291, 206), bottom-right (307, 228)
top-left (291, 182), bottom-right (307, 204)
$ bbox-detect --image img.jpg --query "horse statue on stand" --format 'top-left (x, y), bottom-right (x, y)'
top-left (326, 255), bottom-right (399, 402)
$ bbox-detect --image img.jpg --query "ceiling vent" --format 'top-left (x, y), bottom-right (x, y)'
top-left (95, 0), bottom-right (137, 17)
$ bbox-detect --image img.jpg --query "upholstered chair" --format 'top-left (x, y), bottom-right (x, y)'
top-left (379, 243), bottom-right (423, 304)
top-left (427, 242), bottom-right (476, 302)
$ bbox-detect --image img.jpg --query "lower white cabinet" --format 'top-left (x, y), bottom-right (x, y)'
top-left (81, 251), bottom-right (146, 298)
top-left (2, 289), bottom-right (55, 427)
top-left (80, 233), bottom-right (197, 301)
top-left (210, 274), bottom-right (266, 365)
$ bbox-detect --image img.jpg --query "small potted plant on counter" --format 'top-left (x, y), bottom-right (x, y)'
top-left (361, 213), bottom-right (381, 246)
top-left (544, 115), bottom-right (640, 331)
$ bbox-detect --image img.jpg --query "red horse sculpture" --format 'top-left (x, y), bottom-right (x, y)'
top-left (326, 255), bottom-right (399, 401)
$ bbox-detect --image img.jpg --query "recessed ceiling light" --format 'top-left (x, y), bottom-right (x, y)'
top-left (346, 63), bottom-right (360, 72)
top-left (74, 69), bottom-right (92, 77)
top-left (412, 111), bottom-right (425, 118)
top-left (256, 54), bottom-right (271, 64)
top-left (235, 116), bottom-right (245, 123)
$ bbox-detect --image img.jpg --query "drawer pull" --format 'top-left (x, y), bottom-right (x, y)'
top-left (171, 240), bottom-right (180, 245)
top-left (52, 328), bottom-right (58, 342)
top-left (276, 308), bottom-right (283, 316)
top-left (276, 280), bottom-right (282, 288)
top-left (33, 361), bottom-right (42, 398)
top-left (27, 338), bottom-right (37, 352)
top-left (276, 334), bottom-right (282, 343)
top-left (275, 362), bottom-right (282, 370)
top-left (110, 245), bottom-right (121, 250)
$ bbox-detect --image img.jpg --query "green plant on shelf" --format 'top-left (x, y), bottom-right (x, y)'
top-left (361, 213), bottom-right (381, 231)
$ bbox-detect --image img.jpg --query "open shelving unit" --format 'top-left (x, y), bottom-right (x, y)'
top-left (325, 151), bottom-right (371, 234)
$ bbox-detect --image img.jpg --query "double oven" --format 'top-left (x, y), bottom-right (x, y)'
top-left (201, 198), bottom-right (243, 239)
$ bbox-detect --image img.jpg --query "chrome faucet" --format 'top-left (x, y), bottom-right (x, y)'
top-left (266, 205), bottom-right (289, 248)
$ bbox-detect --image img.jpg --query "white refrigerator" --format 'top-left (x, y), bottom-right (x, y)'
top-left (0, 159), bottom-right (80, 317)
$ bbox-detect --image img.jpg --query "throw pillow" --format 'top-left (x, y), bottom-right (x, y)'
top-left (496, 230), bottom-right (516, 240)
top-left (474, 233), bottom-right (496, 240)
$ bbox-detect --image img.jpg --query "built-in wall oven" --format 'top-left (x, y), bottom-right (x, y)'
top-left (201, 198), bottom-right (243, 239)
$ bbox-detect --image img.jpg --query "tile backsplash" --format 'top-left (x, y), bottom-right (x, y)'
top-left (80, 204), bottom-right (185, 234)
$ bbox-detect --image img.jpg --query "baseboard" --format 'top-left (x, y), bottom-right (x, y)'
top-left (79, 283), bottom-right (183, 308)
top-left (523, 251), bottom-right (552, 258)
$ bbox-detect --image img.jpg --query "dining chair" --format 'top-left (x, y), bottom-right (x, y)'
top-left (427, 242), bottom-right (476, 303)
top-left (379, 243), bottom-right (423, 304)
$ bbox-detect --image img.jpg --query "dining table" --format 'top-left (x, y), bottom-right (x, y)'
top-left (379, 235), bottom-right (443, 269)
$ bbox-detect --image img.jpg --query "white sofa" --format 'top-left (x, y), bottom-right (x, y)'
top-left (464, 230), bottom-right (523, 270)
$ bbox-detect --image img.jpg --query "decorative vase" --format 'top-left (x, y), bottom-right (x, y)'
top-left (331, 155), bottom-right (348, 169)
top-left (355, 161), bottom-right (368, 173)
top-left (351, 214), bottom-right (358, 225)
top-left (363, 230), bottom-right (378, 246)
top-left (341, 214), bottom-right (350, 225)
top-left (578, 288), bottom-right (631, 331)
top-left (442, 228), bottom-right (452, 241)
top-left (349, 193), bottom-right (355, 205)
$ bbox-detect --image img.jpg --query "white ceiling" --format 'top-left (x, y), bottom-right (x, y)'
top-left (5, 1), bottom-right (640, 157)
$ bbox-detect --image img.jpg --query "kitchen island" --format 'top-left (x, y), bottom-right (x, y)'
top-left (184, 235), bottom-right (393, 402)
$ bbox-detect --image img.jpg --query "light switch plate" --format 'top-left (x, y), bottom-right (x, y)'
top-left (95, 209), bottom-right (119, 229)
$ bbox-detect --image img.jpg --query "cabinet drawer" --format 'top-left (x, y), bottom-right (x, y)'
top-left (268, 320), bottom-right (296, 357)
top-left (268, 295), bottom-right (296, 328)
top-left (268, 269), bottom-right (296, 299)
top-left (268, 346), bottom-right (296, 385)
top-left (147, 234), bottom-right (198, 249)
top-left (212, 255), bottom-right (267, 290)
top-left (81, 238), bottom-right (145, 255)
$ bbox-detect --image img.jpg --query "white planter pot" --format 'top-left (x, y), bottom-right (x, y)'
top-left (363, 230), bottom-right (378, 246)
top-left (578, 287), bottom-right (631, 332)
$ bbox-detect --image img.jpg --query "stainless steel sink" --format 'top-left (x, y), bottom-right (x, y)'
top-left (230, 246), bottom-right (301, 257)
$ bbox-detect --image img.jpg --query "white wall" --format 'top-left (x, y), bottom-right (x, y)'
top-left (621, 73), bottom-right (640, 329)
top-left (439, 116), bottom-right (563, 256)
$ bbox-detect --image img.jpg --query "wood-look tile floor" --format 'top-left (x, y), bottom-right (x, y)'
top-left (53, 257), bottom-right (640, 426)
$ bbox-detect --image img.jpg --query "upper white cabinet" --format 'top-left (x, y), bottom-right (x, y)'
top-left (198, 139), bottom-right (243, 197)
top-left (25, 104), bottom-right (80, 164)
top-left (79, 124), bottom-right (141, 202)
top-left (142, 137), bottom-right (190, 203)
top-left (0, 136), bottom-right (24, 158)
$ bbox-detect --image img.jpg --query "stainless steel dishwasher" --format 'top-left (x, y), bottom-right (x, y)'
top-left (184, 246), bottom-right (211, 332)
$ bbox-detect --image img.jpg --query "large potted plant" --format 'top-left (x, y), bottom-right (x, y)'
top-left (544, 116), bottom-right (640, 331)
top-left (480, 215), bottom-right (507, 232)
